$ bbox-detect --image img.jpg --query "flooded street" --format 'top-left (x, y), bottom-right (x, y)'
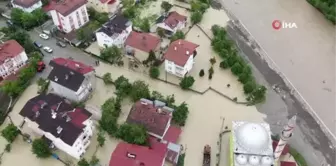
top-left (218, 0), bottom-right (336, 165)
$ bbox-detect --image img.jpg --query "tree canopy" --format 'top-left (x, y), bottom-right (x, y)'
top-left (171, 30), bottom-right (185, 42)
top-left (172, 102), bottom-right (189, 126)
top-left (1, 124), bottom-right (19, 143)
top-left (161, 1), bottom-right (173, 12)
top-left (102, 72), bottom-right (113, 84)
top-left (130, 80), bottom-right (151, 101)
top-left (149, 66), bottom-right (160, 78)
top-left (114, 76), bottom-right (132, 98)
top-left (77, 158), bottom-right (90, 166)
top-left (116, 123), bottom-right (148, 145)
top-left (32, 138), bottom-right (52, 158)
top-left (179, 76), bottom-right (195, 89)
top-left (11, 8), bottom-right (48, 30)
top-left (100, 45), bottom-right (122, 63)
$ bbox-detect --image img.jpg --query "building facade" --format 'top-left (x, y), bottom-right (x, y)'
top-left (87, 0), bottom-right (121, 14)
top-left (12, 0), bottom-right (42, 13)
top-left (164, 39), bottom-right (198, 77)
top-left (19, 94), bottom-right (94, 159)
top-left (96, 15), bottom-right (132, 48)
top-left (48, 58), bottom-right (95, 102)
top-left (49, 0), bottom-right (89, 33)
top-left (155, 11), bottom-right (187, 36)
top-left (0, 40), bottom-right (28, 80)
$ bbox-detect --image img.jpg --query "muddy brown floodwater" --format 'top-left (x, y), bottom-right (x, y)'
top-left (217, 0), bottom-right (335, 165)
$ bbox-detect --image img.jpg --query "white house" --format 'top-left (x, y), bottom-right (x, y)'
top-left (19, 93), bottom-right (94, 159)
top-left (49, 0), bottom-right (89, 33)
top-left (155, 11), bottom-right (187, 36)
top-left (164, 39), bottom-right (199, 77)
top-left (12, 0), bottom-right (42, 13)
top-left (0, 40), bottom-right (28, 81)
top-left (87, 0), bottom-right (121, 14)
top-left (48, 58), bottom-right (95, 102)
top-left (96, 14), bottom-right (132, 48)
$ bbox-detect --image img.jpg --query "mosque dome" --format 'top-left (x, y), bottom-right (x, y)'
top-left (235, 123), bottom-right (270, 153)
top-left (248, 155), bottom-right (260, 166)
top-left (235, 154), bottom-right (248, 165)
top-left (261, 156), bottom-right (274, 166)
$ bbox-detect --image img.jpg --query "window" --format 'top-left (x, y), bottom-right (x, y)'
top-left (76, 11), bottom-right (82, 26)
top-left (69, 16), bottom-right (75, 30)
top-left (81, 8), bottom-right (87, 23)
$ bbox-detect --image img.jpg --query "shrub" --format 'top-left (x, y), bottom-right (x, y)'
top-left (231, 62), bottom-right (243, 75)
top-left (199, 69), bottom-right (205, 77)
top-left (171, 31), bottom-right (185, 42)
top-left (208, 66), bottom-right (214, 75)
top-left (161, 1), bottom-right (173, 12)
top-left (209, 57), bottom-right (216, 65)
top-left (172, 102), bottom-right (189, 126)
top-left (233, 97), bottom-right (237, 102)
top-left (5, 144), bottom-right (11, 152)
top-left (243, 80), bottom-right (256, 94)
top-left (102, 72), bottom-right (113, 84)
top-left (149, 66), bottom-right (160, 78)
top-left (1, 124), bottom-right (19, 143)
top-left (208, 73), bottom-right (213, 80)
top-left (179, 76), bottom-right (195, 89)
top-left (191, 11), bottom-right (203, 24)
top-left (238, 72), bottom-right (251, 84)
top-left (116, 123), bottom-right (148, 145)
top-left (32, 138), bottom-right (52, 158)
top-left (219, 60), bottom-right (229, 69)
top-left (78, 158), bottom-right (90, 166)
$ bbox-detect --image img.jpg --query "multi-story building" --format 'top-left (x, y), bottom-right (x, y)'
top-left (87, 0), bottom-right (121, 14)
top-left (11, 0), bottom-right (42, 13)
top-left (96, 14), bottom-right (132, 48)
top-left (164, 39), bottom-right (199, 77)
top-left (0, 40), bottom-right (28, 81)
top-left (49, 0), bottom-right (89, 33)
top-left (155, 11), bottom-right (187, 36)
top-left (48, 58), bottom-right (95, 102)
top-left (19, 93), bottom-right (94, 159)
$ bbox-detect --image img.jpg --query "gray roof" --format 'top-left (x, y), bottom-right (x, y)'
top-left (98, 15), bottom-right (131, 37)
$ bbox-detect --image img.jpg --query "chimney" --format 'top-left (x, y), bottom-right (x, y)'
top-left (41, 102), bottom-right (47, 109)
top-left (51, 111), bottom-right (57, 119)
top-left (186, 51), bottom-right (189, 55)
top-left (54, 76), bottom-right (58, 82)
top-left (75, 64), bottom-right (80, 68)
top-left (178, 41), bottom-right (181, 45)
top-left (157, 108), bottom-right (162, 113)
top-left (35, 111), bottom-right (40, 118)
top-left (174, 46), bottom-right (177, 51)
top-left (65, 74), bottom-right (69, 80)
top-left (141, 101), bottom-right (148, 105)
top-left (127, 153), bottom-right (136, 159)
top-left (56, 126), bottom-right (63, 134)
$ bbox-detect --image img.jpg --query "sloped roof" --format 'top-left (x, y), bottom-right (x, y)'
top-left (125, 31), bottom-right (160, 53)
top-left (49, 0), bottom-right (87, 16)
top-left (0, 40), bottom-right (24, 65)
top-left (13, 0), bottom-right (40, 8)
top-left (164, 39), bottom-right (199, 66)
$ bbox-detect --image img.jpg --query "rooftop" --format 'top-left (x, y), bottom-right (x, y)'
top-left (48, 58), bottom-right (94, 92)
top-left (125, 31), bottom-right (160, 53)
top-left (109, 140), bottom-right (167, 166)
top-left (280, 161), bottom-right (296, 166)
top-left (98, 15), bottom-right (131, 37)
top-left (19, 94), bottom-right (92, 146)
top-left (49, 0), bottom-right (87, 16)
top-left (126, 99), bottom-right (172, 138)
top-left (164, 39), bottom-right (199, 66)
top-left (163, 125), bottom-right (182, 143)
top-left (163, 11), bottom-right (187, 29)
top-left (12, 0), bottom-right (40, 8)
top-left (0, 40), bottom-right (24, 65)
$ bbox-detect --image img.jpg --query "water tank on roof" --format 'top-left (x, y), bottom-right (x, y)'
top-left (235, 154), bottom-right (247, 165)
top-left (140, 98), bottom-right (153, 105)
top-left (154, 100), bottom-right (165, 107)
top-left (248, 155), bottom-right (260, 166)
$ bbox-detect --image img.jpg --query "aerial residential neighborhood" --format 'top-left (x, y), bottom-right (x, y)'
top-left (0, 0), bottom-right (334, 166)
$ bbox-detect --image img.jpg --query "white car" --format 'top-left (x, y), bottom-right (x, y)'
top-left (43, 46), bottom-right (53, 53)
top-left (39, 33), bottom-right (49, 40)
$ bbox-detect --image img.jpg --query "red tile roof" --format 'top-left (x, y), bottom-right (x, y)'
top-left (13, 0), bottom-right (40, 8)
top-left (125, 31), bottom-right (161, 53)
top-left (281, 161), bottom-right (297, 166)
top-left (107, 0), bottom-right (117, 4)
top-left (100, 0), bottom-right (110, 3)
top-left (164, 39), bottom-right (199, 66)
top-left (166, 149), bottom-right (179, 164)
top-left (272, 141), bottom-right (290, 155)
top-left (163, 125), bottom-right (181, 143)
top-left (49, 0), bottom-right (87, 16)
top-left (164, 12), bottom-right (187, 29)
top-left (51, 57), bottom-right (94, 74)
top-left (126, 100), bottom-right (172, 138)
top-left (0, 40), bottom-right (24, 65)
top-left (109, 142), bottom-right (167, 166)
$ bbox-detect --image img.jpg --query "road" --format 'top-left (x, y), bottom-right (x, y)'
top-left (216, 0), bottom-right (336, 165)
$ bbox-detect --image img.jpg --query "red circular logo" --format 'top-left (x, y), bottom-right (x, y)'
top-left (272, 20), bottom-right (282, 30)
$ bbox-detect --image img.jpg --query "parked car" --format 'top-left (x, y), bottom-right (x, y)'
top-left (42, 30), bottom-right (51, 35)
top-left (33, 41), bottom-right (42, 48)
top-left (43, 46), bottom-right (53, 53)
top-left (56, 41), bottom-right (66, 48)
top-left (39, 33), bottom-right (49, 40)
top-left (36, 61), bottom-right (46, 72)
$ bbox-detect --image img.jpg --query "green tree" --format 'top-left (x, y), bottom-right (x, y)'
top-left (97, 131), bottom-right (106, 147)
top-left (171, 30), bottom-right (185, 42)
top-left (250, 85), bottom-right (267, 103)
top-left (114, 76), bottom-right (132, 98)
top-left (10, 8), bottom-right (23, 26)
top-left (179, 76), bottom-right (195, 89)
top-left (122, 0), bottom-right (134, 7)
top-left (140, 18), bottom-right (151, 32)
top-left (191, 11), bottom-right (203, 24)
top-left (100, 46), bottom-right (122, 63)
top-left (149, 66), bottom-right (160, 78)
top-left (99, 115), bottom-right (118, 135)
top-left (190, 1), bottom-right (209, 13)
top-left (90, 156), bottom-right (100, 166)
top-left (101, 98), bottom-right (121, 118)
top-left (238, 72), bottom-right (252, 84)
top-left (144, 50), bottom-right (156, 65)
top-left (161, 1), bottom-right (173, 12)
top-left (130, 80), bottom-right (151, 101)
top-left (199, 69), bottom-right (205, 77)
top-left (41, 0), bottom-right (49, 6)
top-left (208, 73), bottom-right (213, 79)
top-left (123, 6), bottom-right (136, 19)
top-left (208, 66), bottom-right (214, 75)
top-left (32, 138), bottom-right (52, 158)
top-left (172, 102), bottom-right (189, 126)
top-left (1, 124), bottom-right (19, 143)
top-left (243, 80), bottom-right (256, 94)
top-left (77, 158), bottom-right (90, 166)
top-left (116, 123), bottom-right (148, 145)
top-left (209, 57), bottom-right (216, 65)
top-left (231, 62), bottom-right (243, 75)
top-left (227, 55), bottom-right (238, 67)
top-left (96, 13), bottom-right (109, 24)
top-left (102, 73), bottom-right (113, 84)
top-left (157, 28), bottom-right (166, 38)
top-left (5, 144), bottom-right (11, 152)
top-left (9, 30), bottom-right (36, 54)
top-left (1, 81), bottom-right (23, 97)
top-left (219, 60), bottom-right (229, 69)
top-left (32, 9), bottom-right (48, 25)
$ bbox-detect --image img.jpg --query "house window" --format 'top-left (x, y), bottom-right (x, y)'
top-left (69, 16), bottom-right (75, 30)
top-left (81, 8), bottom-right (87, 23)
top-left (76, 11), bottom-right (82, 26)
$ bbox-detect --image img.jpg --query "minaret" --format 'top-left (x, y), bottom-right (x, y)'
top-left (274, 115), bottom-right (297, 162)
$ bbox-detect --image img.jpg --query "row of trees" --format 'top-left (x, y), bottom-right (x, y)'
top-left (0, 27), bottom-right (38, 54)
top-left (190, 0), bottom-right (210, 24)
top-left (211, 25), bottom-right (267, 104)
top-left (307, 0), bottom-right (335, 24)
top-left (11, 8), bottom-right (48, 30)
top-left (2, 52), bottom-right (43, 97)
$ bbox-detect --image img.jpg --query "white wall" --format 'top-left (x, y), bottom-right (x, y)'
top-left (96, 24), bottom-right (132, 48)
top-left (0, 51), bottom-right (28, 78)
top-left (12, 0), bottom-right (42, 13)
top-left (156, 20), bottom-right (186, 34)
top-left (87, 0), bottom-right (121, 13)
top-left (50, 71), bottom-right (95, 102)
top-left (51, 4), bottom-right (89, 33)
top-left (164, 53), bottom-right (194, 77)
